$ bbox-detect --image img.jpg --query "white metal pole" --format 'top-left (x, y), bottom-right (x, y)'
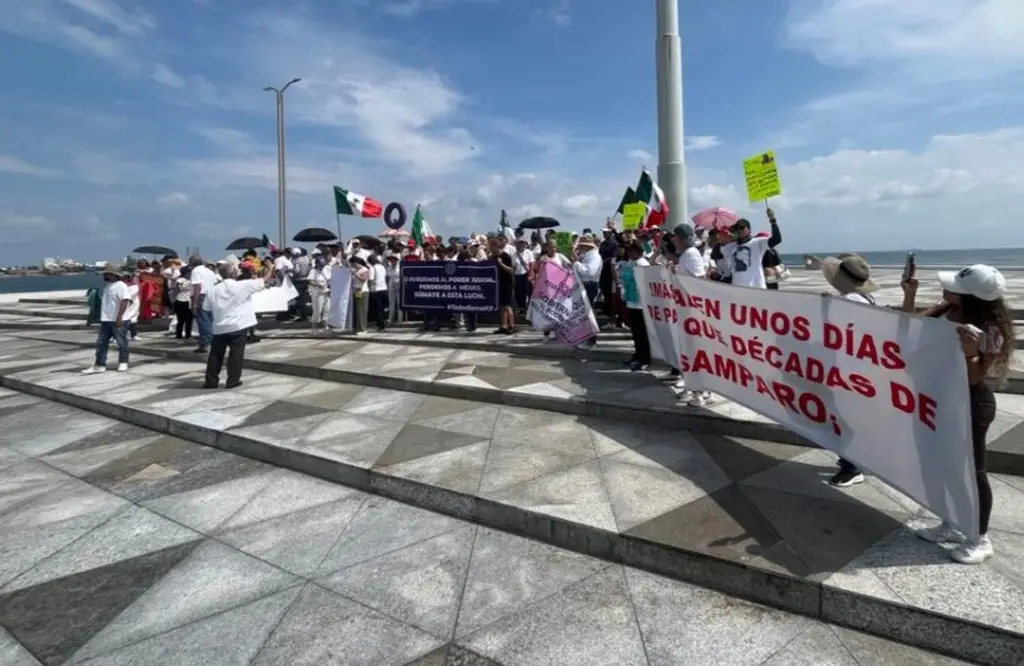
top-left (655, 0), bottom-right (687, 228)
top-left (275, 91), bottom-right (286, 249)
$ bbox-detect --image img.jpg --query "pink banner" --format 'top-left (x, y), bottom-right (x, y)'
top-left (527, 262), bottom-right (599, 345)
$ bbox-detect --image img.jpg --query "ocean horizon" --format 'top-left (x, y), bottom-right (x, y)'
top-left (3, 247), bottom-right (1024, 295)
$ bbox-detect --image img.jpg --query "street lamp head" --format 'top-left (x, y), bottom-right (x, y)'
top-left (289, 78), bottom-right (301, 85)
top-left (262, 86), bottom-right (275, 92)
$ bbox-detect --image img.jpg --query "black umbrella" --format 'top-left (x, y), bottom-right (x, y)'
top-left (518, 216), bottom-right (560, 230)
top-left (293, 227), bottom-right (337, 243)
top-left (132, 245), bottom-right (177, 256)
top-left (354, 235), bottom-right (385, 249)
top-left (225, 236), bottom-right (267, 251)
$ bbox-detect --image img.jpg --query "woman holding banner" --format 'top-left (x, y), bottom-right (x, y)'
top-left (903, 265), bottom-right (1013, 565)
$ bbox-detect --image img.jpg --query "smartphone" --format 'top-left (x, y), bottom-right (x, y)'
top-left (902, 251), bottom-right (916, 282)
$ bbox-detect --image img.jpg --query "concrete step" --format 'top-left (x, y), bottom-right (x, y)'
top-left (8, 329), bottom-right (1024, 479)
top-left (0, 345), bottom-right (1020, 665)
top-left (263, 326), bottom-right (1024, 397)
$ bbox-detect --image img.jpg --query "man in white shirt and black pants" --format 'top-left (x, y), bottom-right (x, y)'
top-left (203, 262), bottom-right (269, 389)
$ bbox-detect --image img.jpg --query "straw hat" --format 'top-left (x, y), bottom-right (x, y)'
top-left (576, 234), bottom-right (598, 249)
top-left (821, 255), bottom-right (877, 294)
top-left (100, 263), bottom-right (120, 276)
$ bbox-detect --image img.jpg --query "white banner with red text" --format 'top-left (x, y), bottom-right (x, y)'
top-left (635, 265), bottom-right (979, 540)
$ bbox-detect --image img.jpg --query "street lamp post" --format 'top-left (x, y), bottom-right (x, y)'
top-left (263, 78), bottom-right (301, 249)
top-left (655, 0), bottom-right (687, 228)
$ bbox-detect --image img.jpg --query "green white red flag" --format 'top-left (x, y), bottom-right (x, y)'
top-left (334, 186), bottom-right (383, 218)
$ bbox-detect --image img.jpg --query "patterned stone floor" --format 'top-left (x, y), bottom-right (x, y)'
top-left (0, 393), bottom-right (970, 666)
top-left (1, 347), bottom-right (1023, 662)
top-left (12, 328), bottom-right (1024, 472)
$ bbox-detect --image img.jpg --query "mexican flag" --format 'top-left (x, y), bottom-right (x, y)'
top-left (615, 187), bottom-right (637, 215)
top-left (410, 205), bottom-right (435, 245)
top-left (633, 169), bottom-right (669, 228)
top-left (334, 186), bottom-right (382, 218)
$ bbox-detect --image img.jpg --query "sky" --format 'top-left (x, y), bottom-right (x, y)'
top-left (0, 0), bottom-right (1022, 264)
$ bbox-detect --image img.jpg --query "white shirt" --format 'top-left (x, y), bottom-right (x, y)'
top-left (677, 247), bottom-right (707, 278)
top-left (174, 277), bottom-right (191, 302)
top-left (724, 237), bottom-right (770, 289)
top-left (385, 262), bottom-right (400, 286)
top-left (309, 266), bottom-right (332, 290)
top-left (190, 264), bottom-right (217, 297)
top-left (843, 293), bottom-right (875, 306)
top-left (207, 278), bottom-right (266, 335)
top-left (370, 264), bottom-right (387, 291)
top-left (124, 284), bottom-right (140, 322)
top-left (574, 248), bottom-right (602, 283)
top-left (511, 249), bottom-right (535, 275)
top-left (273, 256), bottom-right (293, 275)
top-left (100, 281), bottom-right (130, 322)
top-left (541, 252), bottom-right (571, 270)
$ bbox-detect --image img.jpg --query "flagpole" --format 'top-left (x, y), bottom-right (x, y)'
top-left (336, 213), bottom-right (341, 243)
top-left (655, 0), bottom-right (687, 228)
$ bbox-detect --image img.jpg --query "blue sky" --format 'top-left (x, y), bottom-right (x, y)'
top-left (0, 0), bottom-right (1022, 264)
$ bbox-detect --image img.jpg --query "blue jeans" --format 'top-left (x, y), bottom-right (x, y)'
top-left (195, 307), bottom-right (213, 347)
top-left (95, 321), bottom-right (129, 366)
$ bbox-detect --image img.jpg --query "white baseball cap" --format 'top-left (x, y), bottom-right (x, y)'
top-left (938, 264), bottom-right (1006, 302)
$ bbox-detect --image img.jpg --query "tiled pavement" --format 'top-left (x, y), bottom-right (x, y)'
top-left (8, 328), bottom-right (1024, 475)
top-left (0, 342), bottom-right (1022, 663)
top-left (0, 393), bottom-right (973, 666)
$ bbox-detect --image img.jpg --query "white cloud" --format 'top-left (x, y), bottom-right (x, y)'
top-left (544, 0), bottom-right (571, 26)
top-left (0, 155), bottom-right (60, 177)
top-left (777, 0), bottom-right (1024, 145)
top-left (0, 0), bottom-right (154, 67)
top-left (157, 192), bottom-right (189, 205)
top-left (0, 212), bottom-right (56, 243)
top-left (225, 11), bottom-right (479, 178)
top-left (626, 149), bottom-right (652, 162)
top-left (786, 0), bottom-right (1024, 77)
top-left (151, 63), bottom-right (184, 88)
top-left (685, 135), bottom-right (721, 151)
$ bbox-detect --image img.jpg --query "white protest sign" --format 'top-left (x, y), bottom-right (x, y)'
top-left (328, 266), bottom-right (352, 330)
top-left (251, 286), bottom-right (293, 313)
top-left (635, 265), bottom-right (979, 539)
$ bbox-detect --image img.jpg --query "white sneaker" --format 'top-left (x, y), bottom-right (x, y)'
top-left (951, 535), bottom-right (993, 564)
top-left (915, 522), bottom-right (966, 544)
top-left (678, 389), bottom-right (694, 403)
top-left (673, 377), bottom-right (686, 390)
top-left (117, 363), bottom-right (128, 372)
top-left (689, 391), bottom-right (712, 407)
top-left (81, 366), bottom-right (106, 375)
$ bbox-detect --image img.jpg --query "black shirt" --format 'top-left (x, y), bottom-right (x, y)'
top-left (495, 254), bottom-right (514, 291)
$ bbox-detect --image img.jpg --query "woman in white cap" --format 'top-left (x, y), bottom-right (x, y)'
top-left (903, 264), bottom-right (1013, 564)
top-left (819, 254), bottom-right (881, 488)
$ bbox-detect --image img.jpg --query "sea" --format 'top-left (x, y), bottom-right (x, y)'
top-left (3, 248), bottom-right (1024, 295)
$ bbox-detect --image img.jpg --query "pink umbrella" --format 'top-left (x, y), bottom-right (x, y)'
top-left (691, 207), bottom-right (738, 231)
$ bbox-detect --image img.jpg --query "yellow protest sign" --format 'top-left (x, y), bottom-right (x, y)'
top-left (554, 231), bottom-right (573, 257)
top-left (622, 202), bottom-right (647, 230)
top-left (743, 151), bottom-right (782, 203)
